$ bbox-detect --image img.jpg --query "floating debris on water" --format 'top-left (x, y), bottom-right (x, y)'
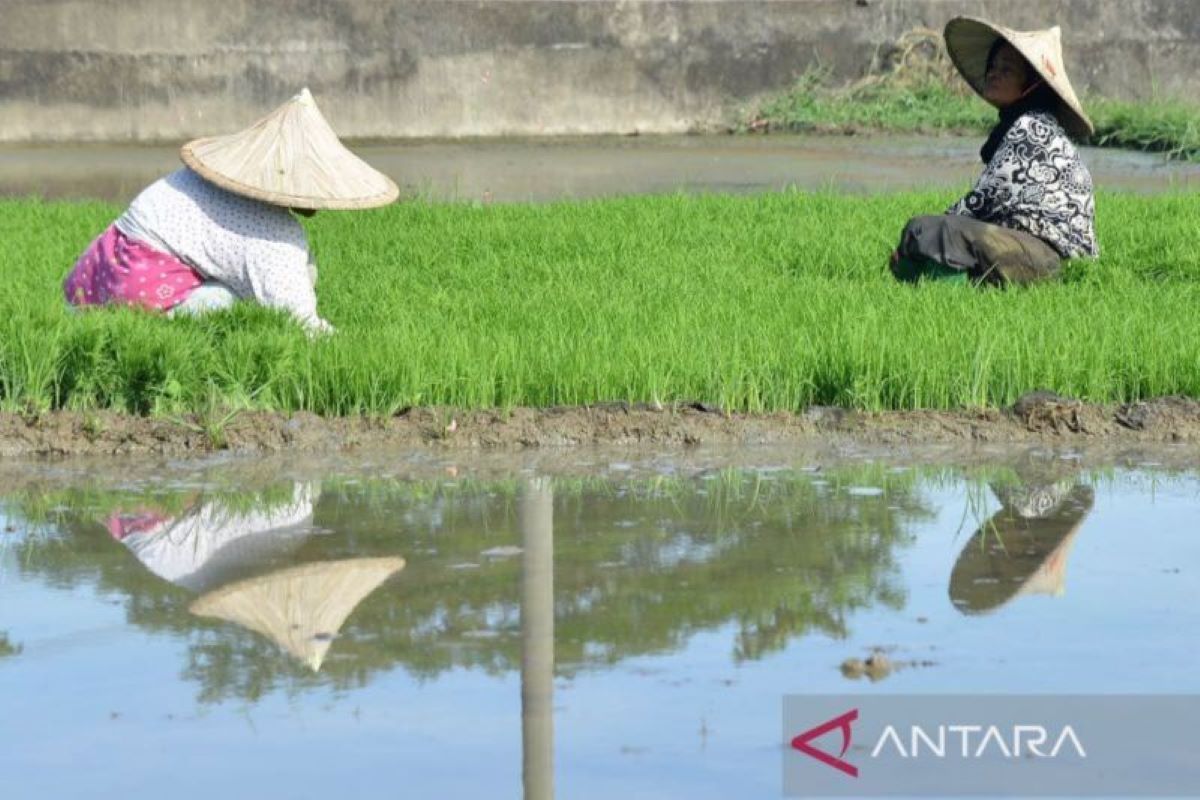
top-left (480, 546), bottom-right (523, 558)
top-left (841, 652), bottom-right (893, 682)
top-left (462, 629), bottom-right (501, 639)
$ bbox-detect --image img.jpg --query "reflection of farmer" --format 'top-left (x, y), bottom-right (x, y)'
top-left (107, 482), bottom-right (404, 671)
top-left (63, 88), bottom-right (398, 334)
top-left (891, 18), bottom-right (1098, 286)
top-left (949, 478), bottom-right (1094, 615)
top-left (107, 483), bottom-right (320, 592)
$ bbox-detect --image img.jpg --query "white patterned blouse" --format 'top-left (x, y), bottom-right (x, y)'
top-left (116, 168), bottom-right (332, 333)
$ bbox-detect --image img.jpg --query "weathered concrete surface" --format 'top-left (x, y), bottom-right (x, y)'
top-left (1, 1), bottom-right (1197, 143)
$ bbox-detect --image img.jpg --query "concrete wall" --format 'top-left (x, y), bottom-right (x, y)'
top-left (1, 0), bottom-right (1197, 143)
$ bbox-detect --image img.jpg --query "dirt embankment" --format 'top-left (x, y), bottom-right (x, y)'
top-left (2, 394), bottom-right (1199, 459)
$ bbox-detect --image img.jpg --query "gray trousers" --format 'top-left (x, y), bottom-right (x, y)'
top-left (893, 215), bottom-right (1064, 286)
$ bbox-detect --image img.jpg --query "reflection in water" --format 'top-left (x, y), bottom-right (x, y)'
top-left (521, 478), bottom-right (554, 800)
top-left (0, 631), bottom-right (21, 658)
top-left (110, 484), bottom-right (316, 592)
top-left (189, 557), bottom-right (405, 672)
top-left (8, 466), bottom-right (922, 703)
top-left (949, 476), bottom-right (1095, 616)
top-left (62, 482), bottom-right (405, 672)
top-left (2, 461), bottom-right (1198, 799)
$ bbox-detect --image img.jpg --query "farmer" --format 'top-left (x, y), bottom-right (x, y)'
top-left (890, 18), bottom-right (1098, 286)
top-left (63, 88), bottom-right (398, 334)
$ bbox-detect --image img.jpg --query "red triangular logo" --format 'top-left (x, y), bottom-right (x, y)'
top-left (790, 708), bottom-right (859, 777)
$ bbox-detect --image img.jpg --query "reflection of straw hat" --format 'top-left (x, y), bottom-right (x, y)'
top-left (189, 557), bottom-right (405, 671)
top-left (180, 88), bottom-right (400, 210)
top-left (949, 485), bottom-right (1093, 615)
top-left (944, 17), bottom-right (1094, 139)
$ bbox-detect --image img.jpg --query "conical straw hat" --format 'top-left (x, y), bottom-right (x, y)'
top-left (948, 485), bottom-right (1093, 615)
top-left (180, 88), bottom-right (400, 210)
top-left (189, 556), bottom-right (405, 671)
top-left (944, 17), bottom-right (1094, 139)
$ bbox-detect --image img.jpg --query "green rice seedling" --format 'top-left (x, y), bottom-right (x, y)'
top-left (3, 190), bottom-right (1200, 417)
top-left (167, 381), bottom-right (267, 449)
top-left (81, 413), bottom-right (106, 440)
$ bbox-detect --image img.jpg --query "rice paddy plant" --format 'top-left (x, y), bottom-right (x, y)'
top-left (2, 189), bottom-right (1199, 416)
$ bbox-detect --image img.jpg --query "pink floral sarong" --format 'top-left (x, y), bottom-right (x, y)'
top-left (64, 224), bottom-right (203, 311)
top-left (106, 510), bottom-right (172, 541)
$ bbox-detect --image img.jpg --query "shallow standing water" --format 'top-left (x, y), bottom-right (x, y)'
top-left (3, 134), bottom-right (1200, 204)
top-left (1, 447), bottom-right (1197, 798)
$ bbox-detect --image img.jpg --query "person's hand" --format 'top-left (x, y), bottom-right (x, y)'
top-left (305, 317), bottom-right (336, 338)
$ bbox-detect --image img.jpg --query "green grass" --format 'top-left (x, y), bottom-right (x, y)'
top-left (749, 69), bottom-right (1200, 161)
top-left (1089, 97), bottom-right (1200, 161)
top-left (749, 67), bottom-right (994, 137)
top-left (2, 191), bottom-right (1199, 417)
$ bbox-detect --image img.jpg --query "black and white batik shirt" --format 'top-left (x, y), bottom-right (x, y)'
top-left (948, 111), bottom-right (1099, 259)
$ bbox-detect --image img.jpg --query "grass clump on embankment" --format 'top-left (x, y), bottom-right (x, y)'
top-left (2, 191), bottom-right (1200, 417)
top-left (745, 29), bottom-right (1200, 161)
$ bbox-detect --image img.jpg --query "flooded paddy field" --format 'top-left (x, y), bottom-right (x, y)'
top-left (4, 134), bottom-right (1200, 205)
top-left (1, 445), bottom-right (1197, 798)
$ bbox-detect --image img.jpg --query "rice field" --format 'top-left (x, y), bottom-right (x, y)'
top-left (2, 190), bottom-right (1199, 416)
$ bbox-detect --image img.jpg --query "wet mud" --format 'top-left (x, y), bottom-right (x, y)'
top-left (2, 395), bottom-right (1199, 458)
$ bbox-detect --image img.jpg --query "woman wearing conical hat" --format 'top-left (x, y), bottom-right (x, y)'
top-left (63, 89), bottom-right (398, 334)
top-left (890, 19), bottom-right (1099, 286)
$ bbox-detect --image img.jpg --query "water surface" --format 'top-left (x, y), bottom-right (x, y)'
top-left (3, 135), bottom-right (1198, 205)
top-left (1, 449), bottom-right (1197, 798)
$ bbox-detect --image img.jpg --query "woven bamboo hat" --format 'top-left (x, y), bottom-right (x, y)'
top-left (944, 17), bottom-right (1094, 139)
top-left (948, 484), bottom-right (1093, 616)
top-left (180, 88), bottom-right (400, 210)
top-left (189, 556), bottom-right (405, 671)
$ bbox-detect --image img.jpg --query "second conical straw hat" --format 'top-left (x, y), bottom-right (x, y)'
top-left (944, 17), bottom-right (1094, 139)
top-left (181, 88), bottom-right (400, 210)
